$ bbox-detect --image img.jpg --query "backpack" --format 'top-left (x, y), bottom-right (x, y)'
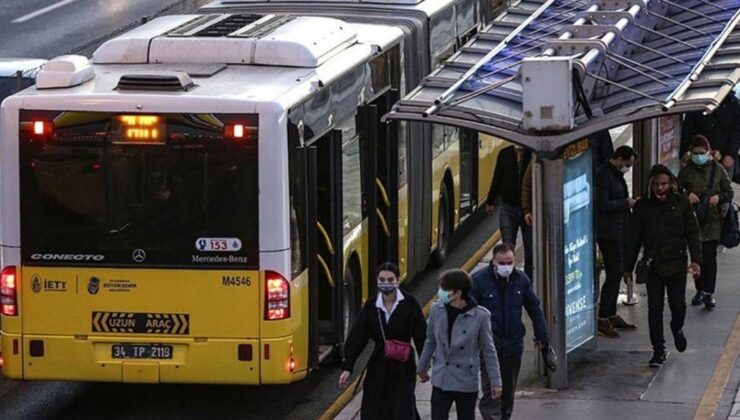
top-left (720, 201), bottom-right (740, 248)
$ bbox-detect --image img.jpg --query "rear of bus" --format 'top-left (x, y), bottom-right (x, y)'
top-left (0, 104), bottom-right (305, 384)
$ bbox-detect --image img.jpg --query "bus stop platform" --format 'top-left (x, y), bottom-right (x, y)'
top-left (336, 233), bottom-right (740, 420)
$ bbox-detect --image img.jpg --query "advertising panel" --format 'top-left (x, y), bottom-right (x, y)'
top-left (562, 147), bottom-right (595, 353)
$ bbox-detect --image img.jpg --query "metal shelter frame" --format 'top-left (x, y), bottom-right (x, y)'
top-left (384, 0), bottom-right (740, 388)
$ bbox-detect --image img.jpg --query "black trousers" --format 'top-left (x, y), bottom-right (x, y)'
top-left (431, 387), bottom-right (478, 420)
top-left (646, 272), bottom-right (687, 353)
top-left (479, 351), bottom-right (522, 420)
top-left (696, 240), bottom-right (718, 294)
top-left (597, 239), bottom-right (624, 318)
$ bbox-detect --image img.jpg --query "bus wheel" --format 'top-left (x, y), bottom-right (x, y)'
top-left (335, 267), bottom-right (357, 364)
top-left (432, 183), bottom-right (451, 267)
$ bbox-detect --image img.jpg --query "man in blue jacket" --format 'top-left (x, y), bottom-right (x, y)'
top-left (471, 243), bottom-right (549, 420)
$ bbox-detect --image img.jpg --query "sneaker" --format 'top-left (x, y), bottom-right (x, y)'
top-left (598, 318), bottom-right (620, 338)
top-left (649, 351), bottom-right (667, 367)
top-left (703, 293), bottom-right (716, 309)
top-left (672, 329), bottom-right (687, 352)
top-left (609, 315), bottom-right (637, 330)
top-left (691, 291), bottom-right (704, 306)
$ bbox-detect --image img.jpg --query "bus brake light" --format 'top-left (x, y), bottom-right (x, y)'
top-left (32, 120), bottom-right (53, 138)
top-left (265, 271), bottom-right (290, 320)
top-left (1, 266), bottom-right (18, 316)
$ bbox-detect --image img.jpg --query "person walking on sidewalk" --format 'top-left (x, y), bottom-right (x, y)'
top-left (595, 146), bottom-right (638, 338)
top-left (418, 269), bottom-right (502, 420)
top-left (485, 145), bottom-right (533, 278)
top-left (339, 262), bottom-right (427, 420)
top-left (471, 243), bottom-right (550, 420)
top-left (625, 165), bottom-right (703, 367)
top-left (678, 135), bottom-right (734, 310)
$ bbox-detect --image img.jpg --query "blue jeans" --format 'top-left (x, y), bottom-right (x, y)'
top-left (499, 202), bottom-right (533, 279)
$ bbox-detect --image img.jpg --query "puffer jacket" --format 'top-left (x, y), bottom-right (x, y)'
top-left (678, 158), bottom-right (734, 241)
top-left (625, 165), bottom-right (703, 276)
top-left (471, 266), bottom-right (548, 355)
top-left (417, 299), bottom-right (502, 393)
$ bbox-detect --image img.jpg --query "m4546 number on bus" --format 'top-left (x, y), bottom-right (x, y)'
top-left (223, 276), bottom-right (252, 287)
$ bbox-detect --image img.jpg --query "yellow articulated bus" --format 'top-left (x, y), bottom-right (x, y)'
top-left (202, 0), bottom-right (508, 277)
top-left (0, 13), bottom-right (505, 385)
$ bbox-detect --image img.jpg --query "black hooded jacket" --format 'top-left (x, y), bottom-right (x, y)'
top-left (625, 165), bottom-right (702, 276)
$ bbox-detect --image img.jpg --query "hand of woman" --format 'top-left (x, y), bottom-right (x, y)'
top-left (491, 386), bottom-right (503, 400)
top-left (418, 371), bottom-right (430, 383)
top-left (709, 195), bottom-right (720, 207)
top-left (338, 370), bottom-right (351, 389)
top-left (688, 193), bottom-right (700, 205)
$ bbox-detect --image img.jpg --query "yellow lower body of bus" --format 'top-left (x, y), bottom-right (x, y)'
top-left (1, 332), bottom-right (307, 384)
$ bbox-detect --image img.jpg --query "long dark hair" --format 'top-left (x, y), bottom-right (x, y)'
top-left (375, 262), bottom-right (400, 281)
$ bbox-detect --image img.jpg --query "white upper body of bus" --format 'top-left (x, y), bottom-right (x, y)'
top-left (0, 14), bottom-right (403, 277)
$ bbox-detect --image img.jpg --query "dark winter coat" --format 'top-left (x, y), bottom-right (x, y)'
top-left (470, 266), bottom-right (548, 355)
top-left (486, 145), bottom-right (532, 207)
top-left (342, 290), bottom-right (426, 419)
top-left (595, 161), bottom-right (630, 242)
top-left (681, 94), bottom-right (740, 159)
top-left (678, 160), bottom-right (734, 241)
top-left (625, 166), bottom-right (702, 276)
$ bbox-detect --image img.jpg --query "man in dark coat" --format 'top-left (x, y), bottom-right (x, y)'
top-left (681, 92), bottom-right (740, 179)
top-left (471, 243), bottom-right (549, 420)
top-left (485, 145), bottom-right (533, 278)
top-left (625, 165), bottom-right (702, 367)
top-left (595, 146), bottom-right (638, 338)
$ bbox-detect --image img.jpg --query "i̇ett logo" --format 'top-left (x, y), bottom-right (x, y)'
top-left (132, 249), bottom-right (146, 263)
top-left (87, 277), bottom-right (100, 295)
top-left (31, 275), bottom-right (42, 294)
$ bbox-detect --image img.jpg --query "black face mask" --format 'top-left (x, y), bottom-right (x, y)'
top-left (377, 282), bottom-right (398, 295)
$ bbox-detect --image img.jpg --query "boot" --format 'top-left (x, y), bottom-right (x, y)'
top-left (703, 293), bottom-right (716, 309)
top-left (649, 350), bottom-right (667, 368)
top-left (672, 329), bottom-right (687, 353)
top-left (609, 315), bottom-right (637, 330)
top-left (598, 318), bottom-right (619, 338)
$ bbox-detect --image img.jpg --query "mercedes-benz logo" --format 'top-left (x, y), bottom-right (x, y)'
top-left (132, 249), bottom-right (146, 263)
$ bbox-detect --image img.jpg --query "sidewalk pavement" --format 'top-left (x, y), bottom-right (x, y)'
top-left (336, 237), bottom-right (740, 420)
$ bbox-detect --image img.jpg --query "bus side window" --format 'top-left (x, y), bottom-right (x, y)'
top-left (398, 122), bottom-right (408, 189)
top-left (338, 116), bottom-right (363, 235)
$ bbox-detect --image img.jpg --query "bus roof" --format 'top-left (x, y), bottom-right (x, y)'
top-left (6, 16), bottom-right (402, 112)
top-left (202, 0), bottom-right (461, 18)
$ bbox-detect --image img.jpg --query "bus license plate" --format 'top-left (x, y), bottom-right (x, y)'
top-left (111, 344), bottom-right (173, 360)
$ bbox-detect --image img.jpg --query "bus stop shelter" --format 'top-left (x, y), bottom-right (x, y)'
top-left (384, 0), bottom-right (740, 388)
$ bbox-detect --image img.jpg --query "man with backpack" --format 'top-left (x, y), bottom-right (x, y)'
top-left (678, 135), bottom-right (734, 309)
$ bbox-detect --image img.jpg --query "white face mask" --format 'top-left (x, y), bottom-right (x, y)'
top-left (495, 264), bottom-right (514, 278)
top-left (620, 166), bottom-right (631, 174)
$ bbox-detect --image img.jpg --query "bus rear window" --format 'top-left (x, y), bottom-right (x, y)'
top-left (19, 111), bottom-right (259, 268)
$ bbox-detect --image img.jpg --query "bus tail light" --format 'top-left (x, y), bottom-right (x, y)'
top-left (1, 266), bottom-right (18, 316)
top-left (32, 120), bottom-right (53, 138)
top-left (265, 271), bottom-right (290, 320)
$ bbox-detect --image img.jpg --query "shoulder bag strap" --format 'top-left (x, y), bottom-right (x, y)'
top-left (708, 163), bottom-right (718, 194)
top-left (377, 309), bottom-right (387, 342)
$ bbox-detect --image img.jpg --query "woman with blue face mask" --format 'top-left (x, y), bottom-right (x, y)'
top-left (339, 262), bottom-right (427, 419)
top-left (418, 269), bottom-right (502, 420)
top-left (678, 135), bottom-right (735, 309)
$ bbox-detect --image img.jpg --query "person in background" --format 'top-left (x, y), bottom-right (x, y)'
top-left (471, 243), bottom-right (550, 420)
top-left (595, 146), bottom-right (638, 338)
top-left (418, 269), bottom-right (502, 420)
top-left (485, 144), bottom-right (533, 278)
top-left (625, 165), bottom-right (702, 367)
top-left (678, 135), bottom-right (734, 310)
top-left (339, 262), bottom-right (426, 419)
top-left (681, 93), bottom-right (740, 180)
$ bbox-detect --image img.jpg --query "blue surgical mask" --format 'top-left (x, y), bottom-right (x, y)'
top-left (691, 152), bottom-right (710, 166)
top-left (437, 288), bottom-right (451, 304)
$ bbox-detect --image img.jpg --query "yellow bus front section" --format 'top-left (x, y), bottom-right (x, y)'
top-left (1, 267), bottom-right (308, 384)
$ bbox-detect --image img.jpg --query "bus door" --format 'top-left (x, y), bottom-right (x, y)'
top-left (459, 128), bottom-right (479, 220)
top-left (309, 130), bottom-right (345, 358)
top-left (359, 96), bottom-right (399, 291)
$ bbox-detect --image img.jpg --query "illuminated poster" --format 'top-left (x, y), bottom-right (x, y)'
top-left (563, 147), bottom-right (595, 353)
top-left (658, 115), bottom-right (681, 175)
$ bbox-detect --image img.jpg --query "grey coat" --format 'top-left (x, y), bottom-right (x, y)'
top-left (417, 301), bottom-right (502, 393)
